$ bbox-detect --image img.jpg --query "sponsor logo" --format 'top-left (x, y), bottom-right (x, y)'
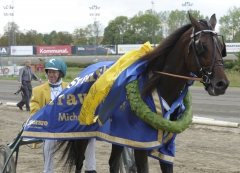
top-left (0, 47), bottom-right (9, 54)
top-left (49, 59), bottom-right (56, 65)
top-left (39, 48), bottom-right (69, 54)
top-left (226, 44), bottom-right (240, 47)
top-left (78, 47), bottom-right (85, 50)
top-left (27, 120), bottom-right (48, 126)
top-left (86, 47), bottom-right (95, 51)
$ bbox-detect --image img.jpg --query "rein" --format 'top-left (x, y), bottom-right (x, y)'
top-left (155, 71), bottom-right (203, 82)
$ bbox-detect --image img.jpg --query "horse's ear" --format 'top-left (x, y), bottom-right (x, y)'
top-left (188, 13), bottom-right (201, 31)
top-left (209, 14), bottom-right (217, 30)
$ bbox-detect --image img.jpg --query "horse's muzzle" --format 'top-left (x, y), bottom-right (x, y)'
top-left (207, 79), bottom-right (229, 96)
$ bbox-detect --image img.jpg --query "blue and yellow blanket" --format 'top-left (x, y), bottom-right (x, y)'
top-left (21, 42), bottom-right (188, 164)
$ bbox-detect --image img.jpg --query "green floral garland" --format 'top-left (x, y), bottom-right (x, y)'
top-left (125, 80), bottom-right (193, 133)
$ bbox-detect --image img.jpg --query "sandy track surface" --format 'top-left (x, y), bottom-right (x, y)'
top-left (0, 105), bottom-right (239, 173)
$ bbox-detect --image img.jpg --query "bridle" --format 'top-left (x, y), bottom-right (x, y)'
top-left (188, 20), bottom-right (227, 90)
top-left (155, 20), bottom-right (227, 90)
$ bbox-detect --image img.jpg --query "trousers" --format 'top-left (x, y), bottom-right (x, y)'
top-left (43, 138), bottom-right (96, 173)
top-left (43, 140), bottom-right (56, 173)
top-left (17, 81), bottom-right (32, 110)
top-left (85, 138), bottom-right (96, 171)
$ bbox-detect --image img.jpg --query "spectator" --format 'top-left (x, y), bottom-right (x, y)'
top-left (17, 59), bottom-right (41, 111)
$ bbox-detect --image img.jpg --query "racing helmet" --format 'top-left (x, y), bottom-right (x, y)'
top-left (44, 58), bottom-right (67, 77)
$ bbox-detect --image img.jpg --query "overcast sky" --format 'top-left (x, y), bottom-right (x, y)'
top-left (0, 0), bottom-right (240, 35)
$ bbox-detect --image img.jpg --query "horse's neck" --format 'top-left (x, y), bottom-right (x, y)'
top-left (158, 76), bottom-right (186, 106)
top-left (159, 48), bottom-right (189, 106)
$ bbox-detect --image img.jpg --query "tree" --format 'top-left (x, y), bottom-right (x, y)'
top-left (166, 10), bottom-right (206, 36)
top-left (49, 31), bottom-right (58, 45)
top-left (0, 35), bottom-right (8, 46)
top-left (101, 21), bottom-right (120, 45)
top-left (219, 6), bottom-right (240, 42)
top-left (102, 16), bottom-right (129, 45)
top-left (43, 34), bottom-right (52, 45)
top-left (24, 29), bottom-right (45, 45)
top-left (156, 11), bottom-right (170, 41)
top-left (3, 22), bottom-right (19, 46)
top-left (72, 28), bottom-right (88, 45)
top-left (54, 31), bottom-right (73, 45)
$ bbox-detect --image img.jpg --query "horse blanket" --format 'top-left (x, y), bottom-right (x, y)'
top-left (21, 42), bottom-right (190, 165)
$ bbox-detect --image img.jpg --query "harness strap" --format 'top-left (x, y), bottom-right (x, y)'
top-left (163, 81), bottom-right (193, 119)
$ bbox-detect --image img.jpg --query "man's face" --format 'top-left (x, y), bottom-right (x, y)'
top-left (47, 69), bottom-right (60, 84)
top-left (25, 60), bottom-right (31, 67)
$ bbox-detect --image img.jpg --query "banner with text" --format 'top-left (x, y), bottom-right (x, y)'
top-left (225, 43), bottom-right (240, 52)
top-left (0, 47), bottom-right (10, 55)
top-left (11, 46), bottom-right (33, 56)
top-left (36, 45), bottom-right (72, 55)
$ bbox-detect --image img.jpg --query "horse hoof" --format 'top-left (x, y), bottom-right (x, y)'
top-left (75, 169), bottom-right (81, 173)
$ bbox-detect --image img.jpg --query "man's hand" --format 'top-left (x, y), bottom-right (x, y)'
top-left (19, 83), bottom-right (22, 88)
top-left (38, 79), bottom-right (42, 83)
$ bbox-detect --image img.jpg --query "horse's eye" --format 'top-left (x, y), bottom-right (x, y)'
top-left (202, 44), bottom-right (207, 52)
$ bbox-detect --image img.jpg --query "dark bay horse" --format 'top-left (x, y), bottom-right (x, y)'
top-left (57, 13), bottom-right (229, 173)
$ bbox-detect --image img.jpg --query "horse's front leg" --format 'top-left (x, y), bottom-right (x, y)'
top-left (134, 150), bottom-right (149, 173)
top-left (75, 139), bottom-right (89, 173)
top-left (160, 161), bottom-right (173, 173)
top-left (109, 144), bottom-right (124, 173)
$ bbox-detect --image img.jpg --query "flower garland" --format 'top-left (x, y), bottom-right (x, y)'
top-left (125, 80), bottom-right (193, 133)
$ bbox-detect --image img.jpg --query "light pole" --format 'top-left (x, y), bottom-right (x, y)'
top-left (151, 1), bottom-right (155, 46)
top-left (2, 1), bottom-right (16, 76)
top-left (89, 5), bottom-right (100, 56)
top-left (182, 2), bottom-right (193, 14)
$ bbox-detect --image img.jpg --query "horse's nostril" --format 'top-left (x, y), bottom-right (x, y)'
top-left (216, 80), bottom-right (229, 89)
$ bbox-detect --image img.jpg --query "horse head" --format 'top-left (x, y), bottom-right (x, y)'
top-left (186, 14), bottom-right (229, 96)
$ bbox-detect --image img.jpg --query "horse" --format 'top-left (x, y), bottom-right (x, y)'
top-left (56, 13), bottom-right (229, 173)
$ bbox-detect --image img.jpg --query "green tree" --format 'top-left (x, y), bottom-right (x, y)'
top-left (166, 10), bottom-right (206, 36)
top-left (49, 31), bottom-right (58, 45)
top-left (156, 11), bottom-right (170, 41)
top-left (43, 34), bottom-right (52, 45)
top-left (2, 22), bottom-right (19, 46)
top-left (101, 21), bottom-right (120, 45)
top-left (54, 31), bottom-right (73, 45)
top-left (0, 35), bottom-right (8, 46)
top-left (72, 28), bottom-right (88, 45)
top-left (102, 16), bottom-right (129, 45)
top-left (94, 21), bottom-right (103, 46)
top-left (24, 29), bottom-right (45, 45)
top-left (219, 6), bottom-right (240, 42)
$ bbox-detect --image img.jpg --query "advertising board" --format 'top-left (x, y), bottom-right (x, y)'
top-left (226, 43), bottom-right (240, 52)
top-left (0, 47), bottom-right (10, 55)
top-left (75, 46), bottom-right (108, 55)
top-left (0, 66), bottom-right (23, 75)
top-left (36, 46), bottom-right (72, 55)
top-left (10, 46), bottom-right (33, 56)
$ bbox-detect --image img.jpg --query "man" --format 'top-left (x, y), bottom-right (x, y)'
top-left (30, 58), bottom-right (97, 173)
top-left (17, 59), bottom-right (41, 111)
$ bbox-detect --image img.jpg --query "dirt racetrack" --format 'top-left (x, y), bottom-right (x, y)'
top-left (0, 104), bottom-right (240, 173)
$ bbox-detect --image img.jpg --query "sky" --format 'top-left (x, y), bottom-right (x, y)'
top-left (0, 0), bottom-right (240, 35)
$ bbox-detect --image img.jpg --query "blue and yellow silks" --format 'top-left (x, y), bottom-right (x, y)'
top-left (79, 42), bottom-right (152, 125)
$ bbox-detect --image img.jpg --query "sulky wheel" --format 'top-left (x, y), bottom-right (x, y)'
top-left (0, 144), bottom-right (16, 173)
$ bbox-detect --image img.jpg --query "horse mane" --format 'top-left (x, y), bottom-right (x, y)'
top-left (141, 23), bottom-right (192, 96)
